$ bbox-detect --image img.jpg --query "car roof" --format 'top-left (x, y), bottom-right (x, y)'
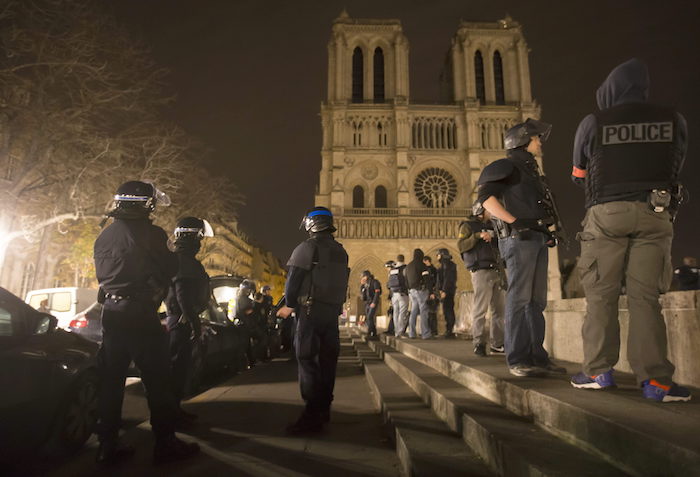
top-left (210, 275), bottom-right (245, 287)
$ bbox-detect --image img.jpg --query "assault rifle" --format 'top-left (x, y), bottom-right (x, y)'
top-left (536, 172), bottom-right (569, 248)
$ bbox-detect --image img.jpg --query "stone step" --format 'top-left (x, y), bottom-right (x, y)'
top-left (367, 339), bottom-right (626, 477)
top-left (381, 335), bottom-right (700, 477)
top-left (355, 341), bottom-right (493, 477)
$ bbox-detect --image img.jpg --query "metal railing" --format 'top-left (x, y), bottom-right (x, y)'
top-left (341, 207), bottom-right (469, 217)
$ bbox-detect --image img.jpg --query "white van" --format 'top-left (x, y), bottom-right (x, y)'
top-left (25, 287), bottom-right (98, 330)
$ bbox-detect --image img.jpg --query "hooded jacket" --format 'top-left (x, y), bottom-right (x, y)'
top-left (405, 249), bottom-right (427, 290)
top-left (571, 59), bottom-right (687, 205)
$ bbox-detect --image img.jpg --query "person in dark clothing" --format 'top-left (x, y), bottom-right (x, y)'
top-left (423, 256), bottom-right (439, 336)
top-left (261, 285), bottom-right (274, 316)
top-left (457, 204), bottom-right (505, 356)
top-left (165, 216), bottom-right (213, 422)
top-left (569, 59), bottom-right (690, 402)
top-left (436, 248), bottom-right (457, 338)
top-left (405, 248), bottom-right (432, 339)
top-left (277, 207), bottom-right (349, 434)
top-left (478, 119), bottom-right (566, 378)
top-left (674, 257), bottom-right (699, 291)
top-left (236, 280), bottom-right (258, 368)
top-left (360, 270), bottom-right (381, 338)
top-left (93, 181), bottom-right (199, 465)
top-left (252, 292), bottom-right (271, 361)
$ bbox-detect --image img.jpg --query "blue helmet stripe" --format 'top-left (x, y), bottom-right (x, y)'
top-left (308, 209), bottom-right (332, 218)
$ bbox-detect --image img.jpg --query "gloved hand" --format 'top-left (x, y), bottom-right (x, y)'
top-left (545, 232), bottom-right (557, 248)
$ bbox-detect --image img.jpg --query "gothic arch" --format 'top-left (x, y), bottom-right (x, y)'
top-left (348, 254), bottom-right (387, 315)
top-left (351, 46), bottom-right (364, 103)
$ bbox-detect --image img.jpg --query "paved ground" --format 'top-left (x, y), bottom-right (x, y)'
top-left (18, 346), bottom-right (400, 477)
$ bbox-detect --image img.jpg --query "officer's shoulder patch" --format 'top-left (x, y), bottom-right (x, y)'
top-left (477, 159), bottom-right (514, 185)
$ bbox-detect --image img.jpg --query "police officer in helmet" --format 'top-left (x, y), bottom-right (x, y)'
top-left (569, 59), bottom-right (691, 402)
top-left (165, 217), bottom-right (213, 421)
top-left (477, 119), bottom-right (566, 377)
top-left (277, 206), bottom-right (349, 434)
top-left (93, 181), bottom-right (200, 465)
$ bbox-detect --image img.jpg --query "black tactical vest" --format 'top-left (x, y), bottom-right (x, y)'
top-left (460, 221), bottom-right (498, 271)
top-left (308, 237), bottom-right (349, 306)
top-left (387, 265), bottom-right (408, 293)
top-left (587, 103), bottom-right (679, 207)
top-left (501, 151), bottom-right (550, 221)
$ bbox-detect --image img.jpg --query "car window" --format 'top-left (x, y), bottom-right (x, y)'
top-left (212, 286), bottom-right (238, 305)
top-left (0, 305), bottom-right (13, 336)
top-left (28, 293), bottom-right (49, 309)
top-left (51, 292), bottom-right (72, 312)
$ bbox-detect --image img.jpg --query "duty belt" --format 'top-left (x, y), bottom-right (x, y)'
top-left (105, 293), bottom-right (129, 301)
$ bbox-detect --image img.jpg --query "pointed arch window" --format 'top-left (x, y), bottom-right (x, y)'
top-left (493, 51), bottom-right (505, 105)
top-left (352, 47), bottom-right (364, 103)
top-left (352, 185), bottom-right (365, 208)
top-left (373, 47), bottom-right (385, 103)
top-left (375, 186), bottom-right (387, 208)
top-left (474, 50), bottom-right (485, 104)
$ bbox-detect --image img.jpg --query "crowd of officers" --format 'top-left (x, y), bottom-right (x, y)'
top-left (88, 56), bottom-right (690, 468)
top-left (361, 58), bottom-right (692, 404)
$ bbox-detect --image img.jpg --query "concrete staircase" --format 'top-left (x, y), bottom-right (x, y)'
top-left (349, 329), bottom-right (700, 477)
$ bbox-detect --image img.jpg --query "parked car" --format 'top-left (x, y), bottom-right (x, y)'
top-left (0, 287), bottom-right (99, 461)
top-left (210, 274), bottom-right (244, 319)
top-left (25, 287), bottom-right (97, 330)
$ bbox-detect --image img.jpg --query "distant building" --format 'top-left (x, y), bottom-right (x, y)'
top-left (315, 12), bottom-right (560, 314)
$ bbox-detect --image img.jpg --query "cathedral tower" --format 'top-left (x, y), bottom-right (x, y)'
top-left (316, 12), bottom-right (560, 316)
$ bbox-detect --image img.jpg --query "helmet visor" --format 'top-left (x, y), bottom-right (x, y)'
top-left (202, 219), bottom-right (214, 237)
top-left (141, 180), bottom-right (171, 207)
top-left (525, 118), bottom-right (552, 143)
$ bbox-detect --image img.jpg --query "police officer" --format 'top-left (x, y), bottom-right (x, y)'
top-left (261, 285), bottom-right (274, 316)
top-left (277, 207), bottom-right (349, 433)
top-left (457, 203), bottom-right (505, 356)
top-left (477, 119), bottom-right (566, 377)
top-left (236, 279), bottom-right (258, 368)
top-left (360, 270), bottom-right (381, 339)
top-left (569, 59), bottom-right (691, 402)
top-left (436, 248), bottom-right (457, 339)
top-left (422, 255), bottom-right (439, 336)
top-left (385, 258), bottom-right (409, 337)
top-left (165, 216), bottom-right (213, 420)
top-left (94, 181), bottom-right (199, 465)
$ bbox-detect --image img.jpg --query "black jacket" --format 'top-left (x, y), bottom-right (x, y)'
top-left (361, 277), bottom-right (381, 305)
top-left (436, 259), bottom-right (457, 294)
top-left (165, 244), bottom-right (209, 336)
top-left (405, 249), bottom-right (427, 290)
top-left (94, 217), bottom-right (177, 301)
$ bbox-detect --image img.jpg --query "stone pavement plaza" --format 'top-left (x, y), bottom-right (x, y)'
top-left (44, 331), bottom-right (401, 477)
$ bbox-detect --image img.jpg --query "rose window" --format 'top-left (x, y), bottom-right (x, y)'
top-left (413, 168), bottom-right (457, 208)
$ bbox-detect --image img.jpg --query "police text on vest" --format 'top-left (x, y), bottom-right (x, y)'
top-left (602, 122), bottom-right (673, 145)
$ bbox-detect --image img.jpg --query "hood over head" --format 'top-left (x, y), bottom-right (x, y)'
top-left (412, 248), bottom-right (424, 262)
top-left (596, 58), bottom-right (649, 110)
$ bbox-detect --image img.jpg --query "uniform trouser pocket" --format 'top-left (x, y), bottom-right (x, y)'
top-left (658, 246), bottom-right (673, 293)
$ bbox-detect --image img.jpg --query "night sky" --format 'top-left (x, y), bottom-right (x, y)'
top-left (114, 0), bottom-right (700, 264)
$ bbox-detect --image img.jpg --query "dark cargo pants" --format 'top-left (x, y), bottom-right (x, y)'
top-left (577, 201), bottom-right (675, 384)
top-left (98, 299), bottom-right (178, 443)
top-left (295, 302), bottom-right (341, 414)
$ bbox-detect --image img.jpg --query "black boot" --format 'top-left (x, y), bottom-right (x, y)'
top-left (153, 435), bottom-right (200, 465)
top-left (96, 441), bottom-right (135, 466)
top-left (474, 343), bottom-right (487, 357)
top-left (286, 411), bottom-right (324, 435)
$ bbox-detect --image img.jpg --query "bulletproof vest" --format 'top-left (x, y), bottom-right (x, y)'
top-left (501, 151), bottom-right (550, 220)
top-left (308, 237), bottom-right (349, 305)
top-left (460, 221), bottom-right (497, 270)
top-left (587, 103), bottom-right (679, 206)
top-left (387, 266), bottom-right (408, 293)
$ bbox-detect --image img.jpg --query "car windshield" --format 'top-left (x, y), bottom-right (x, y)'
top-left (51, 292), bottom-right (72, 312)
top-left (28, 293), bottom-right (49, 309)
top-left (0, 305), bottom-right (12, 336)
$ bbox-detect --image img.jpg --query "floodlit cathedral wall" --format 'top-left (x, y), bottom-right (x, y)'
top-left (315, 12), bottom-right (560, 315)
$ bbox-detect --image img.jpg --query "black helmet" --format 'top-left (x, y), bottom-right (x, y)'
top-left (261, 285), bottom-right (271, 293)
top-left (300, 206), bottom-right (336, 233)
top-left (504, 118), bottom-right (552, 150)
top-left (174, 216), bottom-right (214, 239)
top-left (113, 180), bottom-right (171, 212)
top-left (437, 248), bottom-right (452, 260)
top-left (240, 279), bottom-right (256, 292)
top-left (384, 260), bottom-right (396, 269)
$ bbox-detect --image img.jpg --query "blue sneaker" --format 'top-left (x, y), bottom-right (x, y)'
top-left (642, 380), bottom-right (692, 403)
top-left (570, 370), bottom-right (616, 389)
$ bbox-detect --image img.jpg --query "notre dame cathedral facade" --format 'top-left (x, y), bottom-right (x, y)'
top-left (314, 12), bottom-right (560, 314)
